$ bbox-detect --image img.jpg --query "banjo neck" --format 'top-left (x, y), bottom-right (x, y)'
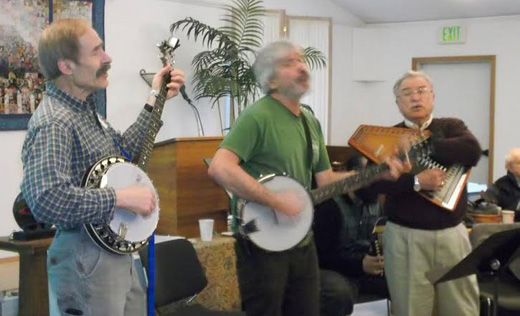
top-left (310, 136), bottom-right (434, 205)
top-left (310, 164), bottom-right (389, 205)
top-left (238, 165), bottom-right (390, 252)
top-left (135, 77), bottom-right (169, 172)
top-left (134, 36), bottom-right (180, 172)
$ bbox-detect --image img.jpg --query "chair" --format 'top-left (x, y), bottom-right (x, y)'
top-left (139, 238), bottom-right (246, 316)
top-left (469, 223), bottom-right (520, 316)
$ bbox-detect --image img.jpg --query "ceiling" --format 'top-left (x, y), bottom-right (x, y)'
top-left (332, 0), bottom-right (520, 24)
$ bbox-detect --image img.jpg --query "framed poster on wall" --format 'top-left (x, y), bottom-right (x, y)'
top-left (0, 0), bottom-right (105, 130)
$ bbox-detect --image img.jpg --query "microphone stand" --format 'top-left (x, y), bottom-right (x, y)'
top-left (179, 86), bottom-right (205, 137)
top-left (139, 69), bottom-right (204, 136)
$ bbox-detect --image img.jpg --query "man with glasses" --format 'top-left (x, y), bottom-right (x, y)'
top-left (369, 70), bottom-right (481, 315)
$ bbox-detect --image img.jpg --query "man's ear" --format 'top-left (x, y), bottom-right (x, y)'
top-left (57, 59), bottom-right (74, 76)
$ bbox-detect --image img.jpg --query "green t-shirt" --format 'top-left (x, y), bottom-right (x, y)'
top-left (221, 95), bottom-right (331, 233)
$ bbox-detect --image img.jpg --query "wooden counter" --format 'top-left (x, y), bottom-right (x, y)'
top-left (148, 137), bottom-right (229, 237)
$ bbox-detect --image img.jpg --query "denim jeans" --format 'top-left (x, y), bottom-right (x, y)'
top-left (47, 227), bottom-right (146, 316)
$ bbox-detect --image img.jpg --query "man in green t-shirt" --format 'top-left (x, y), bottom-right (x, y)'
top-left (208, 40), bottom-right (404, 316)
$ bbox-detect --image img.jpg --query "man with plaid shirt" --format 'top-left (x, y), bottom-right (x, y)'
top-left (20, 19), bottom-right (184, 316)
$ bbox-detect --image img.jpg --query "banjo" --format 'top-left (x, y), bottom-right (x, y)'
top-left (82, 36), bottom-right (181, 254)
top-left (237, 139), bottom-right (431, 252)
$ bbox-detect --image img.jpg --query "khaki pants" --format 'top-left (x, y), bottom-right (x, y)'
top-left (383, 221), bottom-right (479, 316)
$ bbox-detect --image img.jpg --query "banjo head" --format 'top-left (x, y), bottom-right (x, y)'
top-left (240, 175), bottom-right (314, 252)
top-left (100, 162), bottom-right (159, 242)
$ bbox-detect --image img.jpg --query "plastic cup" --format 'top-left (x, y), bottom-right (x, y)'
top-left (502, 210), bottom-right (515, 224)
top-left (199, 219), bottom-right (214, 241)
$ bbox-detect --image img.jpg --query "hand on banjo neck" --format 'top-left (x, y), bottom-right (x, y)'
top-left (114, 62), bottom-right (185, 218)
top-left (270, 154), bottom-right (410, 218)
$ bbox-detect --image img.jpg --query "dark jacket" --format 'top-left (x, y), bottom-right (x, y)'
top-left (369, 117), bottom-right (482, 230)
top-left (313, 191), bottom-right (381, 277)
top-left (485, 171), bottom-right (520, 221)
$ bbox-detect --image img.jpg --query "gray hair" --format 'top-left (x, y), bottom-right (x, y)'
top-left (253, 40), bottom-right (301, 94)
top-left (506, 148), bottom-right (520, 165)
top-left (393, 70), bottom-right (434, 97)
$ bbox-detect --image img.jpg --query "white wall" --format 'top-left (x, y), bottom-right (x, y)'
top-left (106, 0), bottom-right (226, 140)
top-left (0, 0), bottom-right (359, 257)
top-left (0, 132), bottom-right (25, 249)
top-left (106, 0), bottom-right (361, 140)
top-left (329, 15), bottom-right (520, 183)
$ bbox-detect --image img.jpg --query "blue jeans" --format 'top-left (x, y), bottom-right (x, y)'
top-left (47, 227), bottom-right (146, 316)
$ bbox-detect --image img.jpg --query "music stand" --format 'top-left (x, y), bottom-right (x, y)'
top-left (426, 228), bottom-right (520, 316)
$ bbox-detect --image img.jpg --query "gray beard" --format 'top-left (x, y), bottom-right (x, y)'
top-left (278, 86), bottom-right (307, 101)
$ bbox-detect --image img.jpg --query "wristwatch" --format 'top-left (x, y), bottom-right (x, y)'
top-left (413, 175), bottom-right (421, 192)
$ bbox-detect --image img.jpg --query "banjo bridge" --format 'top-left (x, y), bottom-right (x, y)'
top-left (118, 223), bottom-right (128, 239)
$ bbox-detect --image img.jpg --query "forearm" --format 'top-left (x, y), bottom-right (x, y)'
top-left (21, 124), bottom-right (117, 227)
top-left (123, 65), bottom-right (184, 156)
top-left (368, 173), bottom-right (415, 195)
top-left (431, 119), bottom-right (482, 167)
top-left (433, 135), bottom-right (481, 166)
top-left (120, 108), bottom-right (155, 160)
top-left (25, 184), bottom-right (116, 227)
top-left (208, 151), bottom-right (279, 209)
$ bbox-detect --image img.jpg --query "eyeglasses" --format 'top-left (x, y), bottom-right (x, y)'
top-left (399, 86), bottom-right (432, 98)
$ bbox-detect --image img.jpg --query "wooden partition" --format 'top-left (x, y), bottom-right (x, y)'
top-left (148, 137), bottom-right (229, 237)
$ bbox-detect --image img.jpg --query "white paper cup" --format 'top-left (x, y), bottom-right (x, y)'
top-left (502, 210), bottom-right (515, 224)
top-left (199, 219), bottom-right (214, 241)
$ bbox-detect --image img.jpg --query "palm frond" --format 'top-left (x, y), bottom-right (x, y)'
top-left (302, 47), bottom-right (327, 70)
top-left (220, 0), bottom-right (265, 52)
top-left (170, 18), bottom-right (233, 49)
top-left (170, 0), bottom-right (326, 114)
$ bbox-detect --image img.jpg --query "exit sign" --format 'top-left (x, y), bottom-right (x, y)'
top-left (438, 25), bottom-right (467, 44)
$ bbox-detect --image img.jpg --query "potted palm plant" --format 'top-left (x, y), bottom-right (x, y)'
top-left (170, 0), bottom-right (326, 129)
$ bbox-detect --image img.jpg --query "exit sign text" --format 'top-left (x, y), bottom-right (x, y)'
top-left (438, 25), bottom-right (467, 44)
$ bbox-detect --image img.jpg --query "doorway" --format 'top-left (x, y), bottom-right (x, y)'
top-left (412, 56), bottom-right (496, 185)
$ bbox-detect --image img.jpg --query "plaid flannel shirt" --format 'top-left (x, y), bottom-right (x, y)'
top-left (20, 82), bottom-right (151, 229)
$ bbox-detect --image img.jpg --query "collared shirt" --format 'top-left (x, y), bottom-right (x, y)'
top-left (21, 82), bottom-right (151, 229)
top-left (404, 114), bottom-right (433, 130)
